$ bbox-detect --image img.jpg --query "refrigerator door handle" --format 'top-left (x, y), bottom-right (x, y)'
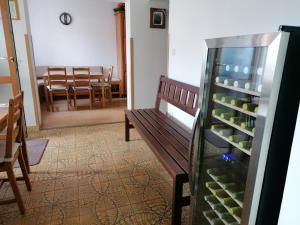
top-left (188, 107), bottom-right (201, 195)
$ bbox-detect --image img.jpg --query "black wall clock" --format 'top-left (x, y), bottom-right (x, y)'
top-left (59, 12), bottom-right (72, 25)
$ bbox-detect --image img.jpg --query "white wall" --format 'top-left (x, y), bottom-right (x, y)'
top-left (278, 105), bottom-right (300, 225)
top-left (27, 0), bottom-right (118, 77)
top-left (168, 0), bottom-right (300, 128)
top-left (11, 0), bottom-right (37, 126)
top-left (126, 0), bottom-right (169, 109)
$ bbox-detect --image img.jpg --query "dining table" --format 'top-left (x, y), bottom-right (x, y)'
top-left (0, 104), bottom-right (30, 173)
top-left (42, 72), bottom-right (105, 111)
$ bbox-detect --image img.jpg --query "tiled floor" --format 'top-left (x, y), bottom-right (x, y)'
top-left (0, 123), bottom-right (190, 225)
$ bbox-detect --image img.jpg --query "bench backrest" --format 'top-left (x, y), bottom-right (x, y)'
top-left (155, 75), bottom-right (200, 116)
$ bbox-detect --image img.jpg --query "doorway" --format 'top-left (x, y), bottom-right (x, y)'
top-left (25, 1), bottom-right (128, 129)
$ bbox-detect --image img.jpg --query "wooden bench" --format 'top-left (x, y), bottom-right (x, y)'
top-left (125, 75), bottom-right (199, 225)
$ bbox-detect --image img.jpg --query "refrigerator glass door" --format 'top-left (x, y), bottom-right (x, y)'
top-left (189, 46), bottom-right (268, 225)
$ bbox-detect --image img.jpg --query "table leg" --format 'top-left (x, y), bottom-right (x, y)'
top-left (44, 84), bottom-right (50, 112)
top-left (102, 87), bottom-right (105, 107)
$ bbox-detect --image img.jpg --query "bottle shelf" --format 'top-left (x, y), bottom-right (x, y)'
top-left (203, 210), bottom-right (224, 225)
top-left (206, 183), bottom-right (241, 224)
top-left (207, 168), bottom-right (244, 208)
top-left (212, 115), bottom-right (255, 137)
top-left (205, 195), bottom-right (241, 225)
top-left (210, 129), bottom-right (251, 156)
top-left (213, 99), bottom-right (257, 118)
top-left (215, 82), bottom-right (261, 97)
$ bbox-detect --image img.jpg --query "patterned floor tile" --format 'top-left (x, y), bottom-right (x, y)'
top-left (0, 123), bottom-right (189, 225)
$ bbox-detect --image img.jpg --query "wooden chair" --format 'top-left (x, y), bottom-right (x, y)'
top-left (47, 67), bottom-right (70, 112)
top-left (0, 92), bottom-right (32, 214)
top-left (104, 66), bottom-right (113, 102)
top-left (72, 67), bottom-right (92, 110)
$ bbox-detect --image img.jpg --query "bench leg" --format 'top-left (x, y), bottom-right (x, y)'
top-left (125, 114), bottom-right (130, 142)
top-left (172, 178), bottom-right (184, 225)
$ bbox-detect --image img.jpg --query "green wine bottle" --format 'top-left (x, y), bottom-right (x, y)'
top-left (230, 99), bottom-right (245, 107)
top-left (221, 96), bottom-right (232, 104)
top-left (229, 207), bottom-right (242, 217)
top-left (213, 93), bottom-right (224, 101)
top-left (220, 112), bottom-right (234, 120)
top-left (239, 141), bottom-right (252, 149)
top-left (228, 135), bottom-right (244, 143)
top-left (242, 103), bottom-right (258, 112)
top-left (212, 109), bottom-right (224, 116)
top-left (229, 117), bottom-right (244, 125)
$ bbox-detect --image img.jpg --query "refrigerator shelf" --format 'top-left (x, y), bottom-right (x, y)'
top-left (212, 114), bottom-right (255, 137)
top-left (213, 99), bottom-right (257, 118)
top-left (203, 210), bottom-right (224, 225)
top-left (215, 82), bottom-right (261, 97)
top-left (205, 208), bottom-right (240, 225)
top-left (207, 169), bottom-right (244, 208)
top-left (210, 129), bottom-right (251, 156)
top-left (206, 187), bottom-right (242, 224)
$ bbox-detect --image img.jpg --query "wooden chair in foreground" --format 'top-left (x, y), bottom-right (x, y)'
top-left (72, 67), bottom-right (92, 110)
top-left (46, 67), bottom-right (70, 112)
top-left (0, 92), bottom-right (32, 214)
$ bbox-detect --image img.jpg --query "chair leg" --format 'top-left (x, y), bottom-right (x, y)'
top-left (6, 163), bottom-right (25, 214)
top-left (66, 90), bottom-right (70, 111)
top-left (49, 91), bottom-right (54, 112)
top-left (172, 178), bottom-right (183, 225)
top-left (89, 90), bottom-right (92, 110)
top-left (74, 92), bottom-right (77, 110)
top-left (125, 114), bottom-right (130, 142)
top-left (18, 151), bottom-right (32, 192)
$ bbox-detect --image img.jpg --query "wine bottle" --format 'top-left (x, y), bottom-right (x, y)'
top-left (254, 106), bottom-right (259, 113)
top-left (203, 211), bottom-right (223, 225)
top-left (229, 117), bottom-right (244, 125)
top-left (211, 124), bottom-right (227, 130)
top-left (233, 80), bottom-right (251, 88)
top-left (240, 122), bottom-right (254, 131)
top-left (219, 129), bottom-right (232, 137)
top-left (221, 213), bottom-right (236, 224)
top-left (238, 141), bottom-right (252, 149)
top-left (221, 96), bottom-right (232, 104)
top-left (204, 195), bottom-right (219, 205)
top-left (244, 82), bottom-right (256, 90)
top-left (257, 84), bottom-right (262, 92)
top-left (213, 93), bottom-right (224, 100)
top-left (232, 192), bottom-right (244, 202)
top-left (215, 76), bottom-right (225, 83)
top-left (212, 109), bottom-right (225, 116)
top-left (220, 112), bottom-right (234, 120)
top-left (224, 79), bottom-right (234, 86)
top-left (230, 99), bottom-right (246, 107)
top-left (229, 207), bottom-right (242, 217)
top-left (228, 135), bottom-right (244, 143)
top-left (242, 103), bottom-right (258, 112)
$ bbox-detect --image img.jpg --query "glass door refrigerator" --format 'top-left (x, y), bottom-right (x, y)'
top-left (189, 26), bottom-right (300, 225)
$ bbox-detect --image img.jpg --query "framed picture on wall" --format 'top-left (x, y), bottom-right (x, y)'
top-left (9, 0), bottom-right (20, 20)
top-left (150, 8), bottom-right (166, 29)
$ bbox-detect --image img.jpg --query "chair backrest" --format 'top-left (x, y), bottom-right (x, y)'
top-left (73, 67), bottom-right (90, 75)
top-left (106, 66), bottom-right (113, 84)
top-left (155, 75), bottom-right (200, 116)
top-left (3, 92), bottom-right (24, 159)
top-left (72, 67), bottom-right (91, 87)
top-left (47, 67), bottom-right (67, 88)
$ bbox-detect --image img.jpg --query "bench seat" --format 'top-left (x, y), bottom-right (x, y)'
top-left (125, 76), bottom-right (200, 225)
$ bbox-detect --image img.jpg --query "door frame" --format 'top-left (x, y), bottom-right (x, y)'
top-left (0, 0), bottom-right (20, 95)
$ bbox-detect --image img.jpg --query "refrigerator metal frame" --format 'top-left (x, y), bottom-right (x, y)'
top-left (190, 32), bottom-right (290, 225)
